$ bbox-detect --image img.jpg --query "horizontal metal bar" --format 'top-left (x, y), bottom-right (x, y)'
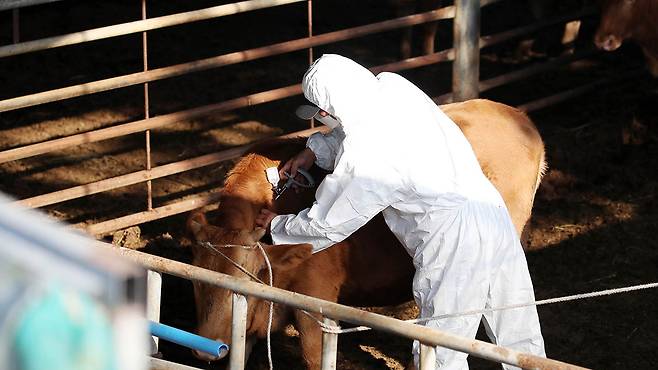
top-left (18, 148), bottom-right (248, 208)
top-left (479, 48), bottom-right (599, 92)
top-left (105, 245), bottom-right (589, 370)
top-left (149, 357), bottom-right (203, 370)
top-left (82, 192), bottom-right (222, 236)
top-left (17, 127), bottom-right (323, 208)
top-left (0, 0), bottom-right (63, 11)
top-left (0, 0), bottom-right (305, 58)
top-left (518, 69), bottom-right (644, 113)
top-left (480, 6), bottom-right (596, 50)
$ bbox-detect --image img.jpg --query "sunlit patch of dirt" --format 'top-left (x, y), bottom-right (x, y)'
top-left (205, 120), bottom-right (283, 146)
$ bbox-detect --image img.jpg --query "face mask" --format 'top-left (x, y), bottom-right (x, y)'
top-left (315, 114), bottom-right (341, 129)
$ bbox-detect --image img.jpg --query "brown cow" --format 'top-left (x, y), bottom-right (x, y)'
top-left (594, 0), bottom-right (658, 76)
top-left (185, 99), bottom-right (546, 369)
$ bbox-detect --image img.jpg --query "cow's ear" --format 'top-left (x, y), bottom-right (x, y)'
top-left (187, 211), bottom-right (208, 240)
top-left (262, 244), bottom-right (312, 272)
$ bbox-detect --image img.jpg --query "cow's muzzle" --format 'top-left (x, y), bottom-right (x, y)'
top-left (595, 34), bottom-right (623, 52)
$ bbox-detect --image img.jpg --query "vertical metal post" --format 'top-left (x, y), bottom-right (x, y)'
top-left (142, 0), bottom-right (153, 210)
top-left (12, 9), bottom-right (19, 44)
top-left (321, 317), bottom-right (338, 370)
top-left (419, 343), bottom-right (437, 370)
top-left (307, 0), bottom-right (315, 128)
top-left (452, 0), bottom-right (480, 101)
top-left (229, 293), bottom-right (248, 370)
top-left (146, 270), bottom-right (162, 355)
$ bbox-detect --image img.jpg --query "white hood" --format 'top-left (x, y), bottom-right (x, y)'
top-left (302, 54), bottom-right (380, 129)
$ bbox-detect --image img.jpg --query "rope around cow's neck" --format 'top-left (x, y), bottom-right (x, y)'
top-left (256, 242), bottom-right (275, 370)
top-left (199, 241), bottom-right (275, 370)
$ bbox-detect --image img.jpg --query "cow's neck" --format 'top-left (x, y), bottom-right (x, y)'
top-left (216, 193), bottom-right (262, 230)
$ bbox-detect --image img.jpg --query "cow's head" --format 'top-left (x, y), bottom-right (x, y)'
top-left (594, 0), bottom-right (640, 51)
top-left (185, 211), bottom-right (312, 362)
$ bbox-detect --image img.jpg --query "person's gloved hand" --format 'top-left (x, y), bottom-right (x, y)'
top-left (279, 148), bottom-right (316, 192)
top-left (255, 208), bottom-right (278, 231)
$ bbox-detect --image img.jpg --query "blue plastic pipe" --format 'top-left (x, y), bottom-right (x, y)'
top-left (149, 321), bottom-right (229, 359)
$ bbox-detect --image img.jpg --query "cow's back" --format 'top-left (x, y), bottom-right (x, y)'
top-left (442, 99), bottom-right (546, 237)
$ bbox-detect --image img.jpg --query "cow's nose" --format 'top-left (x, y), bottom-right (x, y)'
top-left (595, 34), bottom-right (622, 51)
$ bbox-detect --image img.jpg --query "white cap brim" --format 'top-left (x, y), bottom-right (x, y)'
top-left (295, 105), bottom-right (320, 120)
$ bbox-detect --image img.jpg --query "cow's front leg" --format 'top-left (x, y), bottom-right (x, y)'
top-left (294, 310), bottom-right (325, 370)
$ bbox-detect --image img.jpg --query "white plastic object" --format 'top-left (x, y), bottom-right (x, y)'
top-left (265, 167), bottom-right (280, 188)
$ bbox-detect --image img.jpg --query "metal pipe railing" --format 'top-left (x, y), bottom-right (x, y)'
top-left (321, 317), bottom-right (338, 370)
top-left (0, 6), bottom-right (458, 113)
top-left (141, 0), bottom-right (153, 211)
top-left (452, 0), bottom-right (480, 101)
top-left (420, 344), bottom-right (437, 370)
top-left (104, 244), bottom-right (589, 370)
top-left (229, 293), bottom-right (248, 370)
top-left (0, 0), bottom-right (64, 11)
top-left (517, 69), bottom-right (644, 113)
top-left (82, 191), bottom-right (222, 236)
top-left (0, 0), bottom-right (306, 58)
top-left (478, 48), bottom-right (598, 92)
top-left (147, 270), bottom-right (162, 355)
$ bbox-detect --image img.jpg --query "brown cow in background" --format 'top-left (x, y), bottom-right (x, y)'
top-left (595, 0), bottom-right (658, 76)
top-left (185, 99), bottom-right (547, 369)
top-left (595, 0), bottom-right (658, 147)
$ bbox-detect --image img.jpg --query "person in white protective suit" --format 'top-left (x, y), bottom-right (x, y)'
top-left (255, 54), bottom-right (546, 369)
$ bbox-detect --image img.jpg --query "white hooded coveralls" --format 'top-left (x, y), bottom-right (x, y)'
top-left (270, 54), bottom-right (545, 369)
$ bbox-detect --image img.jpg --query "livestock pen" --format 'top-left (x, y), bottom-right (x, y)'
top-left (1, 0), bottom-right (656, 369)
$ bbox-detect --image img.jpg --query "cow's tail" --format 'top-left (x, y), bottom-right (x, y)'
top-left (534, 151), bottom-right (548, 196)
top-left (521, 149), bottom-right (547, 246)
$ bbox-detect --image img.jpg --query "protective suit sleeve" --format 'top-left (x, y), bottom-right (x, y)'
top-left (270, 160), bottom-right (398, 253)
top-left (305, 127), bottom-right (345, 170)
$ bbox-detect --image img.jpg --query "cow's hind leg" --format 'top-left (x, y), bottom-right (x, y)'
top-left (293, 310), bottom-right (325, 370)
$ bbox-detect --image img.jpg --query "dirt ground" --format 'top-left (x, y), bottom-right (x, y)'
top-left (1, 1), bottom-right (657, 369)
